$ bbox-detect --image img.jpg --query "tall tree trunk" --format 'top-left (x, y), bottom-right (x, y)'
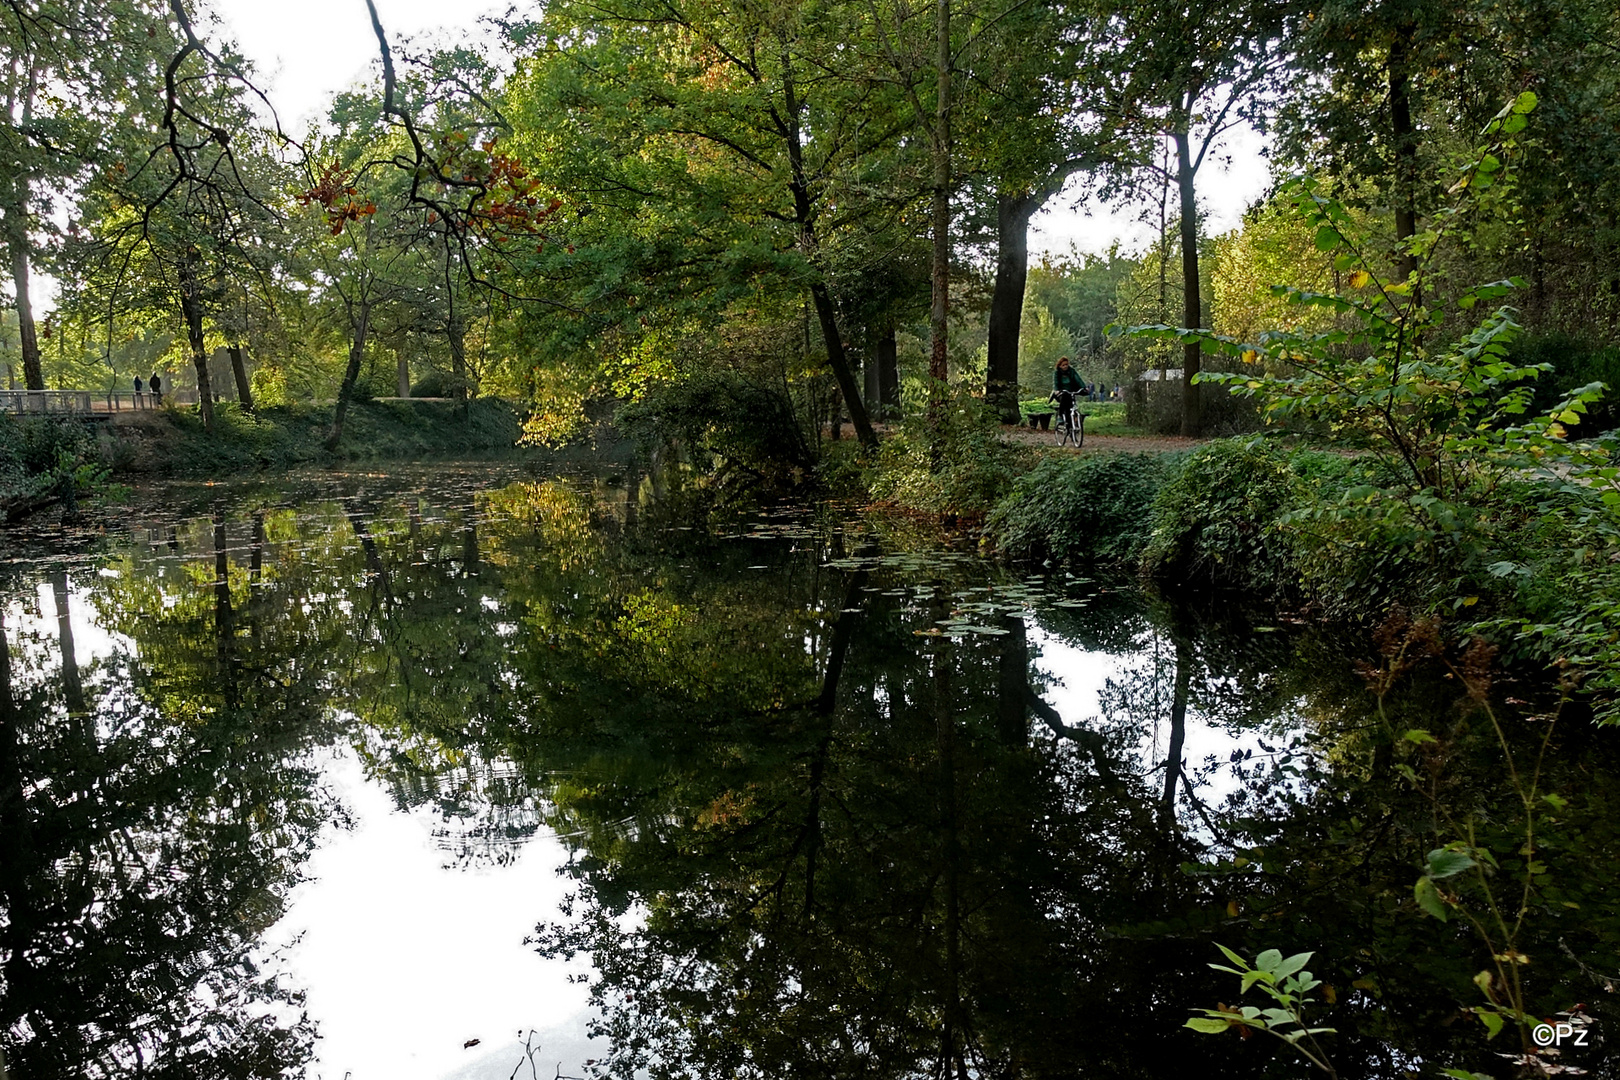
top-left (1389, 22), bottom-right (1418, 283)
top-left (809, 284), bottom-right (877, 449)
top-left (4, 70), bottom-right (43, 392)
top-left (929, 0), bottom-right (952, 388)
top-left (985, 191), bottom-right (1039, 422)
top-left (864, 339), bottom-right (881, 423)
top-left (326, 299), bottom-right (371, 451)
top-left (780, 56), bottom-right (877, 450)
top-left (1172, 127), bottom-right (1203, 438)
top-left (177, 249), bottom-right (215, 433)
top-left (227, 343), bottom-right (253, 409)
top-left (5, 210), bottom-right (43, 392)
top-left (878, 320), bottom-right (900, 419)
top-left (395, 351), bottom-right (409, 398)
top-left (447, 308), bottom-right (468, 402)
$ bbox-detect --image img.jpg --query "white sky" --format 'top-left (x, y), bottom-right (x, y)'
top-left (13, 2), bottom-right (1269, 315)
top-left (206, 0), bottom-right (1272, 259)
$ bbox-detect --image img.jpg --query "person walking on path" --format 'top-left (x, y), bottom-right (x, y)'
top-left (149, 373), bottom-right (162, 405)
top-left (133, 375), bottom-right (144, 407)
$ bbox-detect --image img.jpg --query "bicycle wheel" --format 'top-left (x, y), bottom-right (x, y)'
top-left (1074, 412), bottom-right (1085, 449)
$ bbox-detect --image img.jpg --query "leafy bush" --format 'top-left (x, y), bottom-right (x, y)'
top-left (615, 369), bottom-right (813, 480)
top-left (0, 416), bottom-right (115, 519)
top-left (1514, 332), bottom-right (1620, 434)
top-left (1141, 439), bottom-right (1305, 591)
top-left (409, 370), bottom-right (473, 399)
top-left (987, 451), bottom-right (1171, 565)
top-left (868, 392), bottom-right (1028, 518)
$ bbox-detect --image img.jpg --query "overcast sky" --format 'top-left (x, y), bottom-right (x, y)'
top-left (207, 0), bottom-right (1272, 259)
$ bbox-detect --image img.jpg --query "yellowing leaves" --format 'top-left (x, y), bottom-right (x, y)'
top-left (1347, 270), bottom-right (1370, 289)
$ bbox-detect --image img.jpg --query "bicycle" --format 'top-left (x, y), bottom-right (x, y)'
top-left (1051, 389), bottom-right (1085, 448)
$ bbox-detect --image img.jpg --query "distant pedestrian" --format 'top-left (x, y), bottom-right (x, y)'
top-left (133, 375), bottom-right (144, 407)
top-left (149, 373), bottom-right (162, 404)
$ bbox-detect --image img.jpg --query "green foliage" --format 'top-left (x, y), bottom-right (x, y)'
top-left (1187, 945), bottom-right (1337, 1075)
top-left (614, 370), bottom-right (814, 481)
top-left (1141, 439), bottom-right (1306, 592)
top-left (0, 416), bottom-right (116, 518)
top-left (1514, 332), bottom-right (1620, 434)
top-left (987, 452), bottom-right (1170, 565)
top-left (1179, 96), bottom-right (1604, 500)
top-left (868, 393), bottom-right (1029, 518)
top-left (107, 399), bottom-right (526, 476)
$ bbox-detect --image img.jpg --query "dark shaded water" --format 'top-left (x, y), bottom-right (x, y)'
top-left (1, 464), bottom-right (1615, 1079)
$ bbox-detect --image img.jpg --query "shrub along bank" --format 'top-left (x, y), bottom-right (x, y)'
top-left (983, 435), bottom-right (1620, 722)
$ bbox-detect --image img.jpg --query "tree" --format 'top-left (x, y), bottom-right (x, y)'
top-left (0, 0), bottom-right (176, 392)
top-left (1108, 0), bottom-right (1295, 436)
top-left (504, 0), bottom-right (917, 450)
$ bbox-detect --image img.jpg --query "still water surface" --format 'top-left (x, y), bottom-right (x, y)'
top-left (1, 463), bottom-right (1614, 1078)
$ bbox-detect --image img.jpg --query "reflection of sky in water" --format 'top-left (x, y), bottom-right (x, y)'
top-left (261, 751), bottom-right (595, 1080)
top-left (9, 572), bottom-right (599, 1080)
top-left (1029, 622), bottom-right (1299, 806)
top-left (3, 493), bottom-right (1309, 1079)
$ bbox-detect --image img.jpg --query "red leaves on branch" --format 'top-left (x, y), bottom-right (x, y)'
top-left (429, 134), bottom-right (563, 249)
top-left (298, 162), bottom-right (378, 234)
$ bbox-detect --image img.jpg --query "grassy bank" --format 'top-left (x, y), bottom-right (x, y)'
top-left (2, 399), bottom-right (539, 521)
top-left (103, 398), bottom-right (530, 475)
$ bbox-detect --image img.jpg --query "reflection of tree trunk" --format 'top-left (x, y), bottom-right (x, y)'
top-left (996, 611), bottom-right (1029, 748)
top-left (214, 516), bottom-right (238, 710)
top-left (227, 344), bottom-right (253, 409)
top-left (248, 510), bottom-right (265, 642)
top-left (1159, 634), bottom-right (1193, 834)
top-left (931, 587), bottom-right (968, 1080)
top-left (50, 571), bottom-right (86, 719)
top-left (0, 609), bottom-right (42, 1008)
top-left (815, 569), bottom-right (866, 716)
top-left (461, 506), bottom-right (479, 578)
top-left (622, 464), bottom-right (642, 530)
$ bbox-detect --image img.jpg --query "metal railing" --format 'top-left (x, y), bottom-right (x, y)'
top-left (0, 389), bottom-right (197, 415)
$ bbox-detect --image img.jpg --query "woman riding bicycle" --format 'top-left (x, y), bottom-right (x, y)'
top-left (1052, 356), bottom-right (1086, 397)
top-left (1050, 357), bottom-right (1088, 446)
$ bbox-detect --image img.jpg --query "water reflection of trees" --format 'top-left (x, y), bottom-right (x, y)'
top-left (5, 478), bottom-right (1617, 1078)
top-left (1, 550), bottom-right (331, 1077)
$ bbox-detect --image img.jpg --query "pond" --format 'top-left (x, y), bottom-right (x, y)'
top-left (1, 463), bottom-right (1615, 1079)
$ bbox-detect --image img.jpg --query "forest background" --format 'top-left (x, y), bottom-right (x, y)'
top-left (3, 0), bottom-right (1615, 452)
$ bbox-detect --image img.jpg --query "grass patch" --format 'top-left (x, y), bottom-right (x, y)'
top-left (1017, 399), bottom-right (1138, 436)
top-left (108, 398), bottom-right (529, 476)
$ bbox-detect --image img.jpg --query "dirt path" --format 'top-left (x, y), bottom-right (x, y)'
top-left (998, 425), bottom-right (1207, 454)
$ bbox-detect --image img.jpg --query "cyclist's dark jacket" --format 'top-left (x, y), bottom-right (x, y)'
top-left (1053, 366), bottom-right (1086, 394)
